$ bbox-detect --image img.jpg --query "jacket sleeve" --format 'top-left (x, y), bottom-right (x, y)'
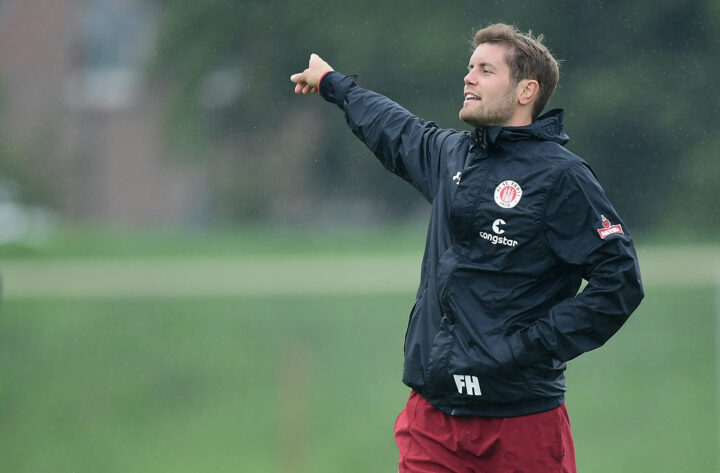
top-left (509, 161), bottom-right (644, 365)
top-left (319, 71), bottom-right (451, 202)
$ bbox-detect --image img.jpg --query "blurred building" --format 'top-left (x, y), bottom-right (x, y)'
top-left (0, 0), bottom-right (208, 225)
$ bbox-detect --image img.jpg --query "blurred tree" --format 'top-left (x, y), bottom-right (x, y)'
top-left (0, 95), bottom-right (57, 207)
top-left (150, 0), bottom-right (719, 235)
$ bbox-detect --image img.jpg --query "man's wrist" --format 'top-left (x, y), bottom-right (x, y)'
top-left (508, 325), bottom-right (554, 368)
top-left (318, 72), bottom-right (357, 105)
top-left (317, 69), bottom-right (334, 90)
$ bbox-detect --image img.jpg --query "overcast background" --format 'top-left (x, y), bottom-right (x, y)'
top-left (0, 0), bottom-right (717, 240)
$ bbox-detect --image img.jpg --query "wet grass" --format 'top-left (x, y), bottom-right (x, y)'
top-left (0, 285), bottom-right (715, 473)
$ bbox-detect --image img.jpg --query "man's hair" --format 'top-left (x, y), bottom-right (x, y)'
top-left (472, 23), bottom-right (560, 120)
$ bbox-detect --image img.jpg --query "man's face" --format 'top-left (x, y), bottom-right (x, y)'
top-left (459, 43), bottom-right (517, 127)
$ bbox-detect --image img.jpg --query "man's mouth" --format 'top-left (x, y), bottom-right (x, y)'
top-left (464, 93), bottom-right (480, 103)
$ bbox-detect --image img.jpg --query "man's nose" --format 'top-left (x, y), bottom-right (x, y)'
top-left (464, 71), bottom-right (475, 85)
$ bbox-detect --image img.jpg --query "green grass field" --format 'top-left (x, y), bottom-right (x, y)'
top-left (0, 227), bottom-right (717, 472)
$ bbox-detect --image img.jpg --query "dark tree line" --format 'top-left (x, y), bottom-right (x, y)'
top-left (3, 0), bottom-right (716, 238)
top-left (152, 0), bottom-right (719, 236)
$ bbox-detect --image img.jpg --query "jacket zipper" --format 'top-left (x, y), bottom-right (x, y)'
top-left (440, 129), bottom-right (489, 317)
top-left (464, 128), bottom-right (488, 170)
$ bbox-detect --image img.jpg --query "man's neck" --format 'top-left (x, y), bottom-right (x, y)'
top-left (503, 111), bottom-right (533, 127)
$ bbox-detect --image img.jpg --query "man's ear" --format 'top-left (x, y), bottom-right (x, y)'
top-left (517, 79), bottom-right (539, 106)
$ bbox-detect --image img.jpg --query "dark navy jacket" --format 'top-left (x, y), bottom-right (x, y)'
top-left (319, 71), bottom-right (644, 417)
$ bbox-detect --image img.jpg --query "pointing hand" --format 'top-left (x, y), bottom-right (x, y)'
top-left (290, 53), bottom-right (334, 95)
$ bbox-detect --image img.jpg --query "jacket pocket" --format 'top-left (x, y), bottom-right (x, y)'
top-left (403, 299), bottom-right (420, 353)
top-left (507, 327), bottom-right (567, 398)
top-left (404, 282), bottom-right (428, 351)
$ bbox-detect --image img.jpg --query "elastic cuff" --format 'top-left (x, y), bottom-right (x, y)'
top-left (318, 69), bottom-right (333, 90)
top-left (509, 327), bottom-right (540, 368)
top-left (319, 72), bottom-right (357, 105)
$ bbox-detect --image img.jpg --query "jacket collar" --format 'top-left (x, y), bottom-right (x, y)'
top-left (474, 109), bottom-right (569, 146)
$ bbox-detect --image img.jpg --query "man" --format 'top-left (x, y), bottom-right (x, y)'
top-left (291, 23), bottom-right (643, 473)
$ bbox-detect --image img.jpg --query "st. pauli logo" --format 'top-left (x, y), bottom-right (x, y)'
top-left (494, 180), bottom-right (522, 209)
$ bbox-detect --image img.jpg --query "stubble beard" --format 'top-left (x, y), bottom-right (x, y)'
top-left (460, 88), bottom-right (516, 128)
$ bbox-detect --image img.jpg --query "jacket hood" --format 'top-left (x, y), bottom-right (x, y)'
top-left (476, 109), bottom-right (569, 146)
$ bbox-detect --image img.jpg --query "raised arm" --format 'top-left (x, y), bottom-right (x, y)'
top-left (291, 54), bottom-right (454, 202)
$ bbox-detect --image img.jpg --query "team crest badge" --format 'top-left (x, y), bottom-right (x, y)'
top-left (494, 180), bottom-right (522, 208)
top-left (597, 215), bottom-right (624, 239)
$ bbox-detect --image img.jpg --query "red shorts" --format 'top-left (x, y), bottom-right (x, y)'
top-left (394, 391), bottom-right (576, 473)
